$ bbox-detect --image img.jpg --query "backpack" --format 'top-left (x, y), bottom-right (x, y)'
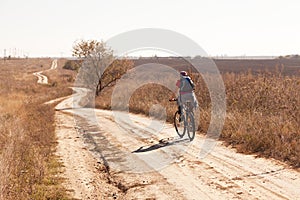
top-left (180, 76), bottom-right (195, 92)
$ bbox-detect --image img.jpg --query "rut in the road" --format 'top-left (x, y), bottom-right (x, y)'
top-left (72, 113), bottom-right (151, 195)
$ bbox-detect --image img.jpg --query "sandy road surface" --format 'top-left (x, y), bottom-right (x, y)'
top-left (33, 59), bottom-right (57, 84)
top-left (54, 88), bottom-right (300, 200)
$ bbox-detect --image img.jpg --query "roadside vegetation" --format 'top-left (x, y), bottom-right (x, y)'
top-left (0, 58), bottom-right (75, 199)
top-left (197, 71), bottom-right (300, 167)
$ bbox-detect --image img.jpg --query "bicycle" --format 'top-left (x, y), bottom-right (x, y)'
top-left (169, 98), bottom-right (196, 141)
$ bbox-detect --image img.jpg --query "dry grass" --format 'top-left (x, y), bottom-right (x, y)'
top-left (95, 64), bottom-right (300, 168)
top-left (221, 72), bottom-right (300, 166)
top-left (0, 58), bottom-right (75, 199)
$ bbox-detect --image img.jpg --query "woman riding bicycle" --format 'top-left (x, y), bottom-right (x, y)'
top-left (176, 71), bottom-right (198, 118)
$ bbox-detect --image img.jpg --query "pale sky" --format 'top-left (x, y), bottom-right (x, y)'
top-left (1, 0), bottom-right (299, 57)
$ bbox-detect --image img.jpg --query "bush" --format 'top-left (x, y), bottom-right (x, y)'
top-left (63, 60), bottom-right (81, 71)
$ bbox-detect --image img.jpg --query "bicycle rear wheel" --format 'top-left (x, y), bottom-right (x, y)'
top-left (174, 110), bottom-right (185, 138)
top-left (186, 112), bottom-right (195, 141)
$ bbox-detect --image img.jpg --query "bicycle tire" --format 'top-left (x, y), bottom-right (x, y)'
top-left (174, 110), bottom-right (185, 138)
top-left (186, 112), bottom-right (195, 141)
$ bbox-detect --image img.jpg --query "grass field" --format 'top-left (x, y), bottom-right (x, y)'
top-left (95, 57), bottom-right (300, 168)
top-left (205, 72), bottom-right (300, 167)
top-left (0, 58), bottom-right (75, 200)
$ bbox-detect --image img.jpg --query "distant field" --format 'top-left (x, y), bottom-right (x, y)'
top-left (133, 57), bottom-right (300, 75)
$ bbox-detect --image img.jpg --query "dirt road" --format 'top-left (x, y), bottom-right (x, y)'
top-left (33, 59), bottom-right (57, 84)
top-left (53, 88), bottom-right (300, 200)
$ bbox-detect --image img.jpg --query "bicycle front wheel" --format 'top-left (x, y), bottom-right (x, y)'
top-left (186, 112), bottom-right (195, 141)
top-left (174, 110), bottom-right (185, 138)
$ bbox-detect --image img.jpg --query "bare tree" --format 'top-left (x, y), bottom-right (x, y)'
top-left (72, 39), bottom-right (133, 96)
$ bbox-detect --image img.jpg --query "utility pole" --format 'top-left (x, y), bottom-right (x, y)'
top-left (13, 48), bottom-right (16, 58)
top-left (3, 49), bottom-right (6, 61)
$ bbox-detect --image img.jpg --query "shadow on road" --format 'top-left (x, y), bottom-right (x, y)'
top-left (132, 137), bottom-right (190, 153)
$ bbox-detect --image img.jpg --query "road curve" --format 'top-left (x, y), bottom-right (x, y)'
top-left (54, 87), bottom-right (300, 200)
top-left (33, 59), bottom-right (57, 84)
